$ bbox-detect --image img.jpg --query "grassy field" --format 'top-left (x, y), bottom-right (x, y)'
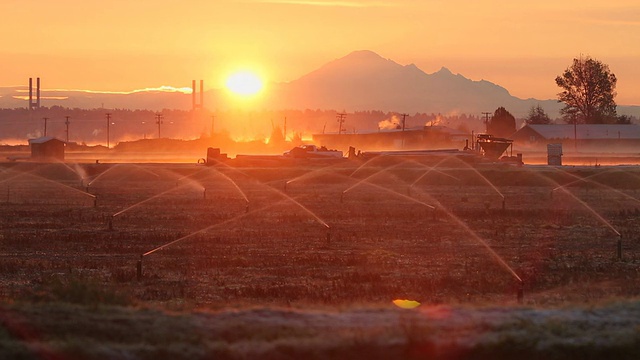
top-left (1, 157), bottom-right (640, 358)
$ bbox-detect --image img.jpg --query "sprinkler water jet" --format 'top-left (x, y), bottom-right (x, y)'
top-left (517, 280), bottom-right (524, 304)
top-left (136, 255), bottom-right (143, 281)
top-left (617, 234), bottom-right (623, 260)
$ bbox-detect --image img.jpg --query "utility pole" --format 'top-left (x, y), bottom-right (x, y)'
top-left (400, 113), bottom-right (409, 132)
top-left (155, 113), bottom-right (163, 139)
top-left (336, 112), bottom-right (347, 135)
top-left (400, 113), bottom-right (409, 149)
top-left (43, 117), bottom-right (48, 137)
top-left (65, 116), bottom-right (71, 143)
top-left (283, 117), bottom-right (287, 141)
top-left (106, 113), bottom-right (112, 148)
top-left (481, 112), bottom-right (492, 133)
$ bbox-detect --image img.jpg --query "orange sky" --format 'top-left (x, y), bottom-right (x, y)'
top-left (2, 0), bottom-right (639, 105)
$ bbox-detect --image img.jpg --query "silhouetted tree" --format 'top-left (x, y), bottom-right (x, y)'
top-left (268, 125), bottom-right (285, 146)
top-left (488, 107), bottom-right (516, 138)
top-left (616, 114), bottom-right (633, 124)
top-left (556, 56), bottom-right (617, 124)
top-left (525, 104), bottom-right (552, 125)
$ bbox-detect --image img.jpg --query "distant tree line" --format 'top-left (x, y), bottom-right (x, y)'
top-left (0, 106), bottom-right (485, 145)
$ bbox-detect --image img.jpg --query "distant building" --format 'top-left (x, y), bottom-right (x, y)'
top-left (29, 136), bottom-right (65, 161)
top-left (312, 126), bottom-right (469, 151)
top-left (512, 124), bottom-right (640, 152)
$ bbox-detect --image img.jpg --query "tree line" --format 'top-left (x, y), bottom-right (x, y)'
top-left (487, 55), bottom-right (637, 138)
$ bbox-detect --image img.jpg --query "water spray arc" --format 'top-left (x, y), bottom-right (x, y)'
top-left (529, 166), bottom-right (626, 261)
top-left (136, 193), bottom-right (332, 280)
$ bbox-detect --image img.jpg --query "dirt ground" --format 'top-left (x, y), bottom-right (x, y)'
top-left (1, 156), bottom-right (639, 309)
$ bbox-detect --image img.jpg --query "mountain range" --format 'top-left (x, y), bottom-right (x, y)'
top-left (1, 50), bottom-right (637, 118)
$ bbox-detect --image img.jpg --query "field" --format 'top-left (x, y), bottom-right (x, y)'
top-left (1, 156), bottom-right (640, 358)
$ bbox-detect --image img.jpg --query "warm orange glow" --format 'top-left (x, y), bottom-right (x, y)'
top-left (393, 299), bottom-right (421, 309)
top-left (225, 72), bottom-right (264, 97)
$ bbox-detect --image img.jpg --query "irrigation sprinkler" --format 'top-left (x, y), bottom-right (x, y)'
top-left (502, 197), bottom-right (506, 211)
top-left (203, 188), bottom-right (207, 200)
top-left (340, 191), bottom-right (344, 203)
top-left (107, 215), bottom-right (114, 231)
top-left (517, 280), bottom-right (524, 304)
top-left (406, 186), bottom-right (411, 197)
top-left (136, 255), bottom-right (143, 281)
top-left (284, 181), bottom-right (288, 192)
top-left (93, 195), bottom-right (97, 208)
top-left (245, 202), bottom-right (250, 213)
top-left (617, 234), bottom-right (623, 260)
top-left (326, 231), bottom-right (331, 245)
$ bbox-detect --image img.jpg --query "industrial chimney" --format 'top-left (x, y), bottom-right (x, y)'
top-left (28, 77), bottom-right (41, 110)
top-left (192, 79), bottom-right (204, 111)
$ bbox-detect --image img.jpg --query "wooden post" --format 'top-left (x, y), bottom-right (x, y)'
top-left (136, 256), bottom-right (143, 281)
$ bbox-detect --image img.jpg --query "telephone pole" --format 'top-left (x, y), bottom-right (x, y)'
top-left (400, 113), bottom-right (409, 132)
top-left (400, 113), bottom-right (409, 149)
top-left (106, 113), bottom-right (112, 148)
top-left (43, 117), bottom-right (48, 137)
top-left (336, 112), bottom-right (347, 135)
top-left (283, 117), bottom-right (287, 141)
top-left (481, 112), bottom-right (492, 133)
top-left (155, 113), bottom-right (164, 139)
top-left (64, 116), bottom-right (71, 143)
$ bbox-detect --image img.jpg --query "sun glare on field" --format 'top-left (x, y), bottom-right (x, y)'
top-left (225, 71), bottom-right (264, 96)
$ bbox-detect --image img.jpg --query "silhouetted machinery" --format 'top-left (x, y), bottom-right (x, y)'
top-left (475, 134), bottom-right (523, 165)
top-left (199, 147), bottom-right (228, 165)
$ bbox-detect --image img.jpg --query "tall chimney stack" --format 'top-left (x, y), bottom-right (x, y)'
top-left (200, 80), bottom-right (204, 110)
top-left (192, 80), bottom-right (196, 111)
top-left (29, 78), bottom-right (33, 110)
top-left (36, 78), bottom-right (41, 108)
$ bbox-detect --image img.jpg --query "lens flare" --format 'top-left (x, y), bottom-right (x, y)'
top-left (393, 299), bottom-right (421, 309)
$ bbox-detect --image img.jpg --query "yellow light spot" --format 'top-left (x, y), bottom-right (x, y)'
top-left (225, 71), bottom-right (263, 96)
top-left (393, 299), bottom-right (421, 309)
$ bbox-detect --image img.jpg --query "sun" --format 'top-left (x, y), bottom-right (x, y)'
top-left (225, 71), bottom-right (264, 96)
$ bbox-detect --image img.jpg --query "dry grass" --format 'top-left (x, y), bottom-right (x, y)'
top-left (1, 159), bottom-right (640, 358)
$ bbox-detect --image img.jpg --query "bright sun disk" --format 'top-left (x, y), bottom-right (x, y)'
top-left (225, 71), bottom-right (263, 96)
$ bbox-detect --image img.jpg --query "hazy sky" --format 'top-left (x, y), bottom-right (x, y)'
top-left (2, 0), bottom-right (639, 105)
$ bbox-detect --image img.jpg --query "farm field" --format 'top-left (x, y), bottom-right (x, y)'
top-left (1, 157), bottom-right (640, 358)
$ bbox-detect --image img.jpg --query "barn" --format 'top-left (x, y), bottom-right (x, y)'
top-left (512, 124), bottom-right (640, 152)
top-left (29, 136), bottom-right (65, 161)
top-left (312, 126), bottom-right (469, 151)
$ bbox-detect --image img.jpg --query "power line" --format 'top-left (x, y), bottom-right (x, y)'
top-left (155, 113), bottom-right (164, 139)
top-left (481, 112), bottom-right (492, 133)
top-left (400, 113), bottom-right (409, 132)
top-left (64, 116), bottom-right (71, 143)
top-left (336, 112), bottom-right (347, 135)
top-left (106, 113), bottom-right (112, 148)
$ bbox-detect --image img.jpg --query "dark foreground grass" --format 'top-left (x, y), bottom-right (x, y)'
top-left (1, 299), bottom-right (640, 360)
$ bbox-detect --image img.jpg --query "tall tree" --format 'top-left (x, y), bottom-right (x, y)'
top-left (488, 107), bottom-right (516, 138)
top-left (525, 104), bottom-right (552, 125)
top-left (555, 56), bottom-right (617, 124)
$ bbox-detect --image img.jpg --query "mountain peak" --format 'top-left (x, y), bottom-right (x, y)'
top-left (435, 67), bottom-right (453, 75)
top-left (343, 50), bottom-right (386, 62)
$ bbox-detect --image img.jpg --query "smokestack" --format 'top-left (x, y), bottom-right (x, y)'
top-left (29, 78), bottom-right (33, 110)
top-left (200, 80), bottom-right (204, 110)
top-left (36, 78), bottom-right (40, 108)
top-left (192, 80), bottom-right (196, 111)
